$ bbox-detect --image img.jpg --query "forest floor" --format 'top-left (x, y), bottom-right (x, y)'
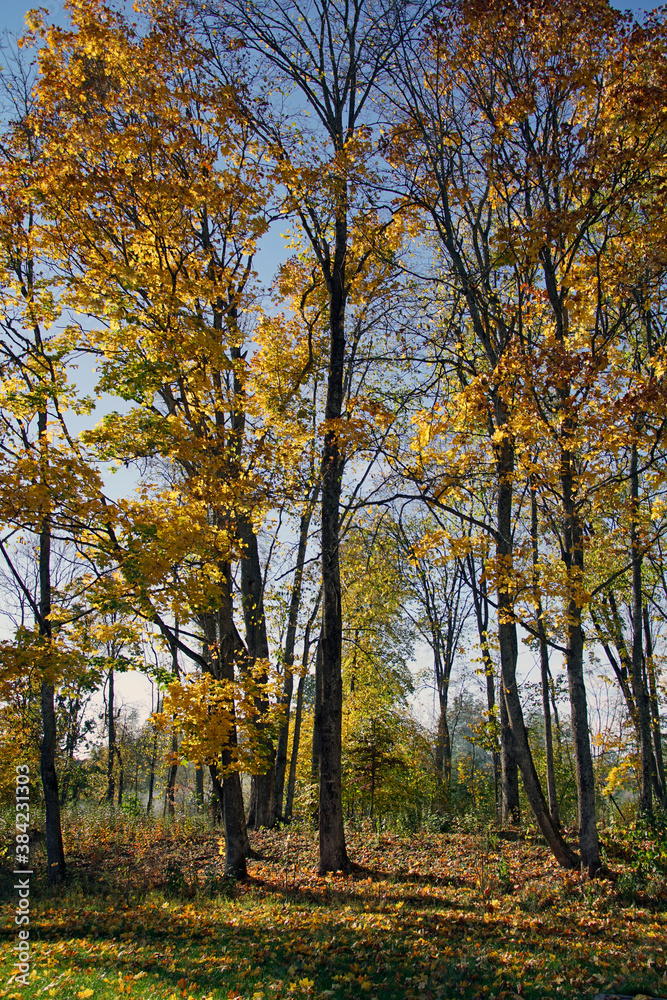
top-left (1, 815), bottom-right (667, 1000)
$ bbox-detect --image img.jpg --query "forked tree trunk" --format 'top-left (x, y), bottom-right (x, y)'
top-left (286, 673), bottom-right (305, 823)
top-left (543, 259), bottom-right (599, 874)
top-left (593, 593), bottom-right (663, 808)
top-left (286, 615), bottom-right (316, 822)
top-left (495, 428), bottom-right (577, 869)
top-left (200, 589), bottom-right (249, 877)
top-left (467, 554), bottom-right (500, 820)
top-left (240, 519), bottom-right (275, 829)
top-left (531, 488), bottom-right (559, 826)
top-left (274, 496), bottom-right (318, 823)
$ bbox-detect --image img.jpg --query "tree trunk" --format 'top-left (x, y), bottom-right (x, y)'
top-left (435, 689), bottom-right (451, 803)
top-left (531, 487), bottom-right (559, 826)
top-left (467, 554), bottom-right (500, 821)
top-left (286, 615), bottom-right (316, 822)
top-left (495, 427), bottom-right (576, 868)
top-left (164, 729), bottom-right (178, 819)
top-left (239, 518), bottom-right (275, 829)
top-left (59, 695), bottom-right (80, 807)
top-left (311, 635), bottom-right (323, 785)
top-left (117, 746), bottom-right (124, 807)
top-left (483, 659), bottom-right (499, 823)
top-left (643, 606), bottom-right (667, 806)
top-left (210, 765), bottom-right (247, 879)
top-left (41, 680), bottom-right (66, 882)
top-left (286, 673), bottom-right (305, 823)
top-left (146, 695), bottom-right (160, 817)
top-left (317, 226), bottom-right (350, 872)
top-left (538, 630), bottom-right (559, 826)
top-left (274, 494), bottom-right (318, 822)
top-left (274, 666), bottom-right (293, 820)
top-left (106, 667), bottom-right (115, 804)
top-left (630, 443), bottom-right (654, 818)
top-left (499, 684), bottom-right (520, 825)
top-left (38, 413), bottom-right (66, 883)
top-left (200, 584), bottom-right (250, 876)
top-left (195, 763), bottom-right (205, 810)
top-left (560, 441), bottom-right (600, 874)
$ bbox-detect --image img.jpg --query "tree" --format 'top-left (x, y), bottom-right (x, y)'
top-left (29, 0), bottom-right (302, 874)
top-left (0, 41), bottom-right (80, 881)
top-left (387, 1), bottom-right (579, 867)
top-left (393, 510), bottom-right (474, 806)
top-left (197, 0), bottom-right (429, 873)
top-left (386, 0), bottom-right (667, 871)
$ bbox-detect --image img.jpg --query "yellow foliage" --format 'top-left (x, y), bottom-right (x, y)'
top-left (157, 664), bottom-right (284, 774)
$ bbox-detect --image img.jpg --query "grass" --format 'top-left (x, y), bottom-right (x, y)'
top-left (1, 813), bottom-right (667, 1000)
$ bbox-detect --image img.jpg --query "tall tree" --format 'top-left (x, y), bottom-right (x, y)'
top-left (29, 0), bottom-right (286, 874)
top-left (387, 3), bottom-right (578, 867)
top-left (198, 0), bottom-right (425, 871)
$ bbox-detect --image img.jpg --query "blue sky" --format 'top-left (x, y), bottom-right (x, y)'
top-left (0, 0), bottom-right (655, 37)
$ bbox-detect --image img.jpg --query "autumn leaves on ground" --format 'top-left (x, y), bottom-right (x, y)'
top-left (2, 817), bottom-right (667, 1000)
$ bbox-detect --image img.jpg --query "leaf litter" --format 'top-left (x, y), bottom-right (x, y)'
top-left (1, 821), bottom-right (666, 1000)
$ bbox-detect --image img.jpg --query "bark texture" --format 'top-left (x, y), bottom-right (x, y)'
top-left (38, 454), bottom-right (66, 883)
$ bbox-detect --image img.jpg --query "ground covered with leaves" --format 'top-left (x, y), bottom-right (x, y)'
top-left (2, 817), bottom-right (667, 1000)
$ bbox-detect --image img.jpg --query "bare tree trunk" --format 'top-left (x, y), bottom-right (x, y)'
top-left (286, 615), bottom-right (316, 822)
top-left (106, 667), bottom-right (116, 804)
top-left (164, 729), bottom-right (178, 819)
top-left (239, 518), bottom-right (275, 830)
top-left (311, 635), bottom-right (323, 785)
top-left (643, 606), bottom-right (667, 805)
top-left (200, 596), bottom-right (249, 876)
top-left (317, 243), bottom-right (350, 872)
top-left (274, 493), bottom-right (318, 822)
top-left (146, 695), bottom-right (160, 816)
top-left (531, 488), bottom-right (559, 826)
top-left (195, 763), bottom-right (205, 810)
top-left (495, 429), bottom-right (576, 868)
top-left (539, 632), bottom-right (559, 825)
top-left (59, 695), bottom-right (80, 807)
top-left (117, 746), bottom-right (124, 807)
top-left (435, 690), bottom-right (451, 802)
top-left (38, 411), bottom-right (65, 883)
top-left (630, 443), bottom-right (654, 818)
top-left (40, 681), bottom-right (66, 882)
top-left (210, 765), bottom-right (247, 879)
top-left (499, 686), bottom-right (520, 825)
top-left (467, 554), bottom-right (500, 821)
top-left (286, 674), bottom-right (305, 823)
top-left (560, 441), bottom-right (600, 874)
